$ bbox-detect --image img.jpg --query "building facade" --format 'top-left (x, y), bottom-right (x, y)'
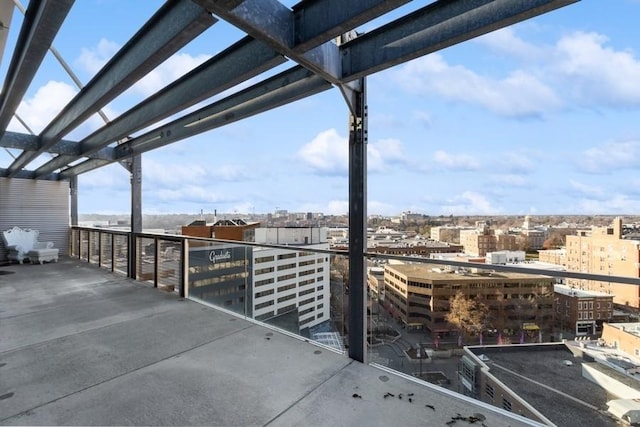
top-left (566, 217), bottom-right (640, 309)
top-left (554, 284), bottom-right (614, 336)
top-left (383, 263), bottom-right (555, 337)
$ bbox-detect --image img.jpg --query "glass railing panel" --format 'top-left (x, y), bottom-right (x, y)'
top-left (254, 247), bottom-right (338, 351)
top-left (157, 238), bottom-right (181, 292)
top-left (100, 232), bottom-right (113, 270)
top-left (185, 239), bottom-right (345, 353)
top-left (113, 234), bottom-right (128, 275)
top-left (187, 239), bottom-right (249, 316)
top-left (136, 236), bottom-right (156, 283)
top-left (80, 229), bottom-right (89, 261)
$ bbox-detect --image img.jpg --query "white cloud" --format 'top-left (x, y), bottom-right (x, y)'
top-left (569, 179), bottom-right (604, 198)
top-left (553, 32), bottom-right (640, 106)
top-left (12, 81), bottom-right (77, 134)
top-left (394, 54), bottom-right (561, 118)
top-left (576, 194), bottom-right (640, 214)
top-left (298, 128), bottom-right (348, 175)
top-left (433, 150), bottom-right (480, 171)
top-left (476, 27), bottom-right (545, 61)
top-left (439, 191), bottom-right (501, 215)
top-left (502, 152), bottom-right (535, 174)
top-left (368, 138), bottom-right (407, 172)
top-left (580, 140), bottom-right (640, 174)
top-left (77, 38), bottom-right (120, 75)
top-left (298, 129), bottom-right (408, 175)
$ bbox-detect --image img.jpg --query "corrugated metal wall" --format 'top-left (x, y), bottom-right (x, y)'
top-left (0, 177), bottom-right (69, 262)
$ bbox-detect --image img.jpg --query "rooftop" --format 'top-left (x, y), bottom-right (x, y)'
top-left (469, 343), bottom-right (619, 426)
top-left (0, 257), bottom-right (533, 426)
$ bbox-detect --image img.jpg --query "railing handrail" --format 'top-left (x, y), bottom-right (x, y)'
top-left (70, 225), bottom-right (640, 285)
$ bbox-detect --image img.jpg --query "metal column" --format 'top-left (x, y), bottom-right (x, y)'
top-left (347, 78), bottom-right (367, 363)
top-left (69, 175), bottom-right (78, 226)
top-left (128, 154), bottom-right (142, 278)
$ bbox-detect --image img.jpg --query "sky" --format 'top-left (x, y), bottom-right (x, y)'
top-left (2, 0), bottom-right (640, 217)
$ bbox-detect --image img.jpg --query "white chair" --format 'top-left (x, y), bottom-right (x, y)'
top-left (1, 226), bottom-right (59, 264)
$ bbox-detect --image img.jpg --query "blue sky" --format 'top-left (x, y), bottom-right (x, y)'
top-left (2, 0), bottom-right (640, 217)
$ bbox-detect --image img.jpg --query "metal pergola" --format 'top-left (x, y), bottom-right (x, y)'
top-left (0, 0), bottom-right (579, 362)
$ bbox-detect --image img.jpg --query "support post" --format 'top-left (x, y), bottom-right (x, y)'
top-left (347, 77), bottom-right (367, 363)
top-left (70, 175), bottom-right (78, 226)
top-left (128, 154), bottom-right (142, 279)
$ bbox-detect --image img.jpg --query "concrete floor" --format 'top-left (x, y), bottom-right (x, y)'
top-left (0, 257), bottom-right (538, 426)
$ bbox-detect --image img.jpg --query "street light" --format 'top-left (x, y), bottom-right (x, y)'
top-left (419, 344), bottom-right (424, 378)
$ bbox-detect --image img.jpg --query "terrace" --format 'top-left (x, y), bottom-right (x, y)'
top-left (1, 254), bottom-right (531, 426)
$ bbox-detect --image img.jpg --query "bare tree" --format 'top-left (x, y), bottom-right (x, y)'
top-left (446, 291), bottom-right (490, 338)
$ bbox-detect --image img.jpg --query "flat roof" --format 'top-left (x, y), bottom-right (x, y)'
top-left (386, 263), bottom-right (554, 282)
top-left (469, 344), bottom-right (618, 426)
top-left (555, 284), bottom-right (613, 298)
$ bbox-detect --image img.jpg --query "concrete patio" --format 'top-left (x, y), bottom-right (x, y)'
top-left (0, 257), bottom-right (537, 426)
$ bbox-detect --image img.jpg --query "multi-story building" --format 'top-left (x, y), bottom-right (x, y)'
top-left (251, 227), bottom-right (330, 331)
top-left (460, 222), bottom-right (496, 257)
top-left (566, 217), bottom-right (640, 309)
top-left (383, 263), bottom-right (555, 337)
top-left (554, 284), bottom-right (614, 335)
top-left (538, 248), bottom-right (567, 267)
top-left (430, 225), bottom-right (473, 244)
top-left (184, 225), bottom-right (330, 334)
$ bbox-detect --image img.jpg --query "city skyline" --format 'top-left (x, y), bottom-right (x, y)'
top-left (1, 1), bottom-right (640, 216)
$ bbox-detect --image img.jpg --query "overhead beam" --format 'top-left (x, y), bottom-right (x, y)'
top-left (340, 0), bottom-right (579, 81)
top-left (0, 131), bottom-right (114, 160)
top-left (59, 65), bottom-right (331, 179)
top-left (291, 0), bottom-right (411, 51)
top-left (117, 66), bottom-right (331, 156)
top-left (194, 0), bottom-right (409, 84)
top-left (7, 0), bottom-right (216, 178)
top-left (0, 0), bottom-right (74, 136)
top-left (33, 36), bottom-right (286, 178)
top-left (0, 167), bottom-right (60, 181)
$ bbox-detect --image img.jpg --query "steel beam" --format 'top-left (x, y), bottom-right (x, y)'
top-left (0, 131), bottom-right (114, 160)
top-left (35, 36), bottom-right (286, 179)
top-left (340, 0), bottom-right (578, 81)
top-left (16, 0), bottom-right (216, 178)
top-left (116, 66), bottom-right (330, 156)
top-left (59, 66), bottom-right (330, 178)
top-left (291, 0), bottom-right (411, 51)
top-left (0, 167), bottom-right (59, 180)
top-left (347, 78), bottom-right (367, 363)
top-left (195, 0), bottom-right (409, 84)
top-left (0, 0), bottom-right (74, 137)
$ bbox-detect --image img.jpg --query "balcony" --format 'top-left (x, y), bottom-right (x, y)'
top-left (0, 246), bottom-right (535, 426)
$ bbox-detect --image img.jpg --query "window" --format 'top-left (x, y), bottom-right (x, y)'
top-left (256, 300), bottom-right (274, 310)
top-left (486, 384), bottom-right (494, 399)
top-left (278, 253), bottom-right (296, 260)
top-left (502, 398), bottom-right (512, 412)
top-left (255, 278), bottom-right (274, 287)
top-left (578, 312), bottom-right (582, 320)
top-left (255, 289), bottom-right (274, 298)
top-left (588, 301), bottom-right (593, 309)
top-left (278, 294), bottom-right (295, 303)
top-left (255, 256), bottom-right (274, 263)
top-left (578, 302), bottom-right (582, 310)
